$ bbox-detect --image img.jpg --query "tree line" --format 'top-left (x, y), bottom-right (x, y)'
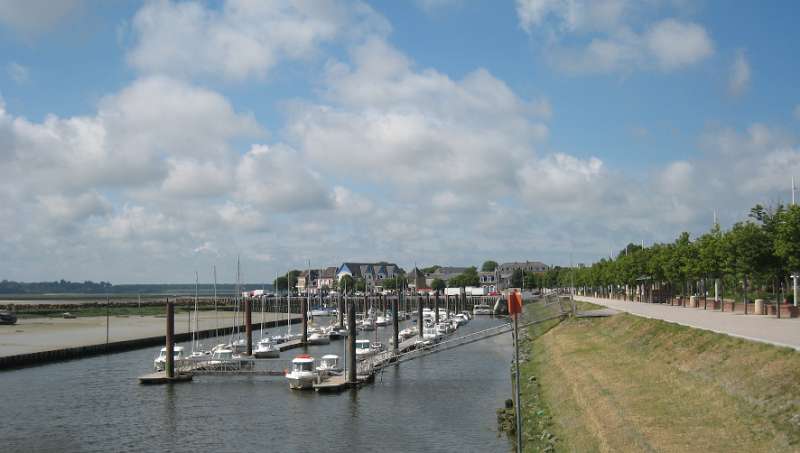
top-left (552, 204), bottom-right (800, 303)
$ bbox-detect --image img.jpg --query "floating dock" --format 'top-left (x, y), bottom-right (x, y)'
top-left (138, 371), bottom-right (193, 385)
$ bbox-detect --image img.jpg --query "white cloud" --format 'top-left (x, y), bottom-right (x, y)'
top-left (128, 0), bottom-right (388, 81)
top-left (7, 62), bottom-right (29, 84)
top-left (235, 144), bottom-right (333, 211)
top-left (0, 0), bottom-right (81, 34)
top-left (518, 0), bottom-right (714, 74)
top-left (645, 19), bottom-right (713, 70)
top-left (288, 38), bottom-right (549, 200)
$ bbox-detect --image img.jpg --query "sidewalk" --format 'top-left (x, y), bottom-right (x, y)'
top-left (575, 295), bottom-right (800, 351)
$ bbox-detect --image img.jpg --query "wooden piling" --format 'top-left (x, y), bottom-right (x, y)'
top-left (301, 295), bottom-right (308, 344)
top-left (338, 293), bottom-right (344, 328)
top-left (434, 291), bottom-right (440, 325)
top-left (392, 291), bottom-right (399, 353)
top-left (245, 298), bottom-right (252, 356)
top-left (347, 296), bottom-right (356, 384)
top-left (417, 294), bottom-right (424, 338)
top-left (166, 300), bottom-right (174, 379)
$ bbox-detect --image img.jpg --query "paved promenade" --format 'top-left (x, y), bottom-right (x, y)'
top-left (575, 295), bottom-right (800, 351)
top-left (0, 311), bottom-right (300, 357)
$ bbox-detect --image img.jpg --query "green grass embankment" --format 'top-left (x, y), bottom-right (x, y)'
top-left (519, 313), bottom-right (800, 452)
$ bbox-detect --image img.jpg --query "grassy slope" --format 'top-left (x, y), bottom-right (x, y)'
top-left (521, 313), bottom-right (800, 452)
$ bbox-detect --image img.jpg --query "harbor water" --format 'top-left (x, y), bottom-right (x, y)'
top-left (2, 317), bottom-right (513, 452)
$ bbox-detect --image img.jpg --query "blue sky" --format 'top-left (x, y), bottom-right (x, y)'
top-left (1, 0), bottom-right (799, 283)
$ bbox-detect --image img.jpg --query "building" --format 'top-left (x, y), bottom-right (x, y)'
top-left (478, 271), bottom-right (498, 291)
top-left (296, 266), bottom-right (338, 294)
top-left (498, 261), bottom-right (549, 274)
top-left (424, 266), bottom-right (470, 287)
top-left (336, 262), bottom-right (404, 291)
top-left (497, 261), bottom-right (549, 289)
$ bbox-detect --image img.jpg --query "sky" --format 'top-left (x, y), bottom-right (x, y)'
top-left (1, 0), bottom-right (799, 284)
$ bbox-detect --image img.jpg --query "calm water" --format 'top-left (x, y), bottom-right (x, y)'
top-left (2, 317), bottom-right (512, 452)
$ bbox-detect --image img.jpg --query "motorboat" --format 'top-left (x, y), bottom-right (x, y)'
top-left (473, 304), bottom-right (493, 315)
top-left (359, 318), bottom-right (376, 331)
top-left (399, 326), bottom-right (417, 340)
top-left (153, 346), bottom-right (190, 371)
top-left (286, 354), bottom-right (317, 390)
top-left (435, 323), bottom-right (450, 336)
top-left (62, 312), bottom-right (76, 319)
top-left (375, 315), bottom-right (388, 327)
top-left (310, 308), bottom-right (332, 317)
top-left (308, 331), bottom-right (331, 345)
top-left (228, 338), bottom-right (248, 354)
top-left (453, 313), bottom-right (470, 326)
top-left (317, 354), bottom-right (341, 375)
top-left (327, 325), bottom-right (347, 340)
top-left (204, 348), bottom-right (249, 370)
top-left (355, 339), bottom-right (376, 360)
top-left (422, 326), bottom-right (441, 342)
top-left (254, 337), bottom-right (280, 358)
top-left (0, 310), bottom-right (17, 325)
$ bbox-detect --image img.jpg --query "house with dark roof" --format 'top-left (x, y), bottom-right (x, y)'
top-left (424, 266), bottom-right (470, 287)
top-left (336, 262), bottom-right (404, 291)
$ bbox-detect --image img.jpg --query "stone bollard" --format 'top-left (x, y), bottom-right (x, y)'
top-left (689, 296), bottom-right (698, 308)
top-left (754, 299), bottom-right (765, 315)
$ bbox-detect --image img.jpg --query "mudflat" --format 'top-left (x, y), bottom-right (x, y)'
top-left (0, 311), bottom-right (299, 357)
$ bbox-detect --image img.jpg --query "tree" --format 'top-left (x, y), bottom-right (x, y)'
top-left (431, 278), bottom-right (446, 291)
top-left (338, 275), bottom-right (355, 295)
top-left (449, 267), bottom-right (480, 287)
top-left (722, 221), bottom-right (772, 302)
top-left (481, 260), bottom-right (498, 272)
top-left (354, 278), bottom-right (366, 292)
top-left (273, 276), bottom-right (289, 293)
top-left (511, 268), bottom-right (524, 288)
top-left (775, 205), bottom-right (800, 273)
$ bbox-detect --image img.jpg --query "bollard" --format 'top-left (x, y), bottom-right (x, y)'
top-left (166, 300), bottom-right (174, 378)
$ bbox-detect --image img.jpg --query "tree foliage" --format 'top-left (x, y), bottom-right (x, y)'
top-left (481, 260), bottom-right (498, 272)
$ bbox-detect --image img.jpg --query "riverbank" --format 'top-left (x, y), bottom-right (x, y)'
top-left (518, 312), bottom-right (800, 451)
top-left (0, 311), bottom-right (302, 369)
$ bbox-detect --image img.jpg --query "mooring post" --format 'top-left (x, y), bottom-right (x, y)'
top-left (166, 299), bottom-right (174, 378)
top-left (301, 293), bottom-right (308, 345)
top-left (338, 293), bottom-right (344, 328)
top-left (392, 291), bottom-right (400, 353)
top-left (245, 297), bottom-right (253, 355)
top-left (434, 291), bottom-right (440, 325)
top-left (347, 295), bottom-right (357, 384)
top-left (417, 294), bottom-right (424, 338)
